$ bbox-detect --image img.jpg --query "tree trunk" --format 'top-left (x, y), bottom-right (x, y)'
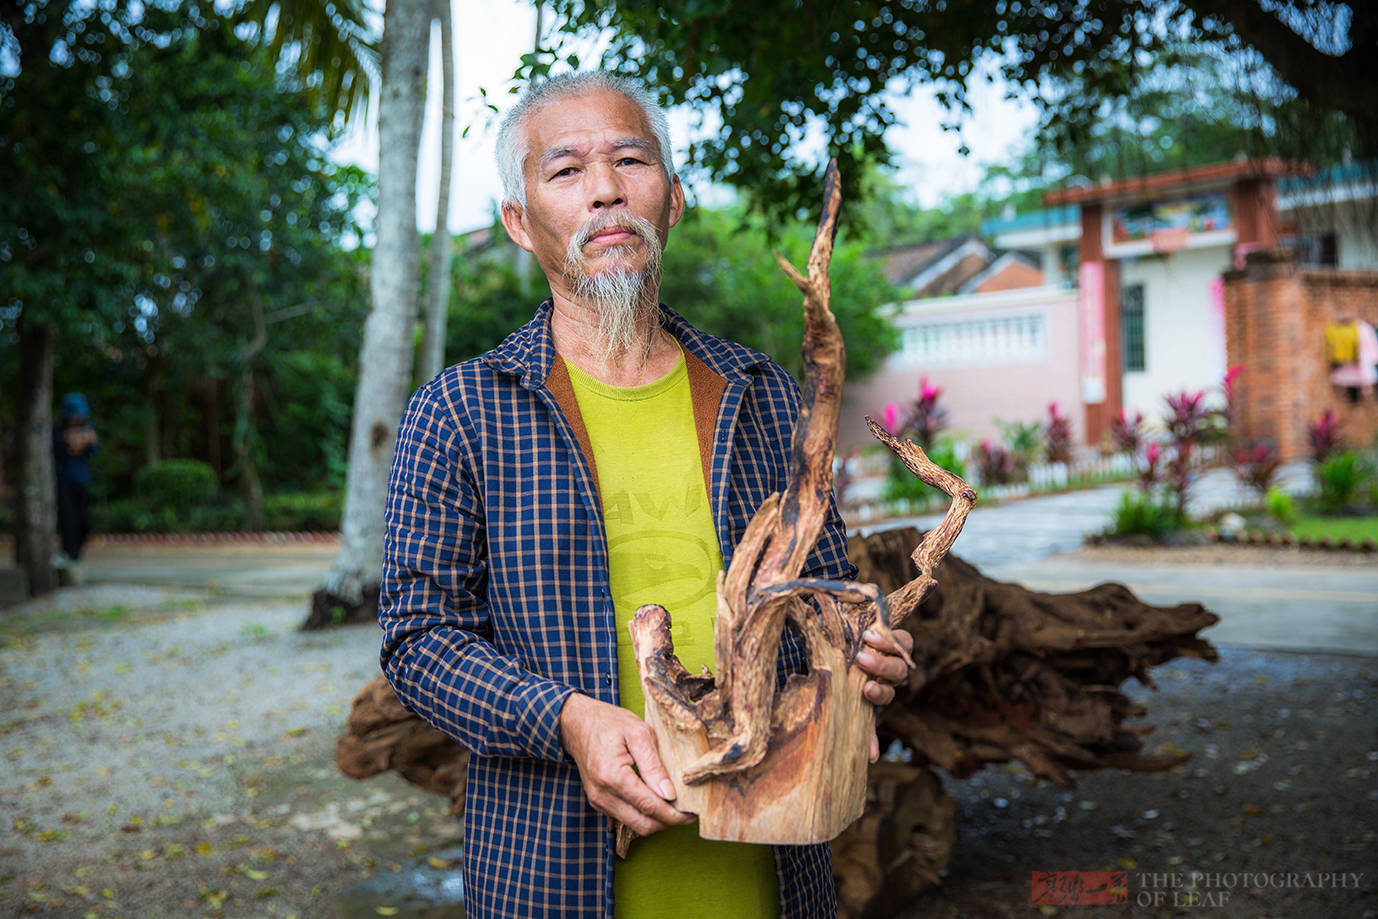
top-left (234, 370), bottom-right (266, 531)
top-left (142, 352), bottom-right (160, 468)
top-left (15, 316), bottom-right (57, 596)
top-left (308, 0), bottom-right (429, 628)
top-left (418, 0), bottom-right (454, 384)
top-left (235, 288), bottom-right (270, 531)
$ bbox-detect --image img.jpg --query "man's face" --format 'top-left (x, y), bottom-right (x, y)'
top-left (500, 89), bottom-right (684, 299)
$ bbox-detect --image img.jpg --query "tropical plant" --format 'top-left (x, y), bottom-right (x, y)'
top-left (1315, 450), bottom-right (1376, 514)
top-left (902, 377), bottom-right (948, 451)
top-left (994, 418), bottom-right (1041, 479)
top-left (883, 439), bottom-right (966, 506)
top-left (1264, 486), bottom-right (1298, 527)
top-left (1233, 442), bottom-right (1282, 500)
top-left (1109, 408), bottom-right (1146, 456)
top-left (975, 439), bottom-right (1021, 487)
top-left (1044, 401), bottom-right (1074, 464)
top-left (1139, 442), bottom-right (1163, 492)
top-left (1308, 410), bottom-right (1343, 464)
top-left (1109, 489), bottom-right (1180, 542)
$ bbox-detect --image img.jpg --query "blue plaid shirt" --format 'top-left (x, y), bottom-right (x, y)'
top-left (379, 301), bottom-right (855, 918)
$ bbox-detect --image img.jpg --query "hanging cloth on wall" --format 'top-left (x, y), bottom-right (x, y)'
top-left (1325, 320), bottom-right (1360, 365)
top-left (1329, 320), bottom-right (1378, 390)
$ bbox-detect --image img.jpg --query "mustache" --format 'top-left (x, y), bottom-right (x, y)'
top-left (570, 212), bottom-right (660, 252)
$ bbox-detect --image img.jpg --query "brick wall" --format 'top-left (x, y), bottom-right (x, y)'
top-left (1224, 254), bottom-right (1378, 461)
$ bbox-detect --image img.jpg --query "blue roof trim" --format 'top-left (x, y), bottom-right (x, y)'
top-left (1276, 160), bottom-right (1378, 193)
top-left (981, 205), bottom-right (1080, 237)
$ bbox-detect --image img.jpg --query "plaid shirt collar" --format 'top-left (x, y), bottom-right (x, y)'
top-left (483, 298), bottom-right (770, 389)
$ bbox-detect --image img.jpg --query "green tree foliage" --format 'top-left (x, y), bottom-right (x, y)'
top-left (1, 5), bottom-right (371, 503)
top-left (658, 207), bottom-right (899, 381)
top-left (544, 0), bottom-right (1376, 221)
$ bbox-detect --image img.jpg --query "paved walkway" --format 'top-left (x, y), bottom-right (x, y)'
top-left (22, 461), bottom-right (1377, 655)
top-left (864, 463), bottom-right (1378, 655)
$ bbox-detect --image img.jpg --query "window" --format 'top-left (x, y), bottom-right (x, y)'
top-left (1121, 283), bottom-right (1146, 372)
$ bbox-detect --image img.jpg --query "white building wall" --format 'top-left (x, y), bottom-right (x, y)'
top-left (1118, 245), bottom-right (1233, 425)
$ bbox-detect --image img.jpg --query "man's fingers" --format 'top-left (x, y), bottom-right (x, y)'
top-left (863, 679), bottom-right (896, 706)
top-left (869, 725), bottom-right (880, 764)
top-left (856, 649), bottom-right (910, 686)
top-left (595, 767), bottom-right (692, 833)
top-left (625, 726), bottom-right (677, 802)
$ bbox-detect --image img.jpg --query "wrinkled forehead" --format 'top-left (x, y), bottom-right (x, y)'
top-left (520, 89), bottom-right (661, 168)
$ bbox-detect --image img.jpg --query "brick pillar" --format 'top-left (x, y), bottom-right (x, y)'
top-left (1230, 178), bottom-right (1281, 270)
top-left (1224, 259), bottom-right (1378, 461)
top-left (1078, 204), bottom-right (1122, 443)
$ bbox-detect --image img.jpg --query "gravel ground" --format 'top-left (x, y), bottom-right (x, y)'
top-left (2, 581), bottom-right (1375, 918)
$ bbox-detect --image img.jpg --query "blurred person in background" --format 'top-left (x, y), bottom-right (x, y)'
top-left (53, 392), bottom-right (98, 569)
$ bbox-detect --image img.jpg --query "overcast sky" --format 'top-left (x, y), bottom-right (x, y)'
top-left (334, 0), bottom-right (1040, 234)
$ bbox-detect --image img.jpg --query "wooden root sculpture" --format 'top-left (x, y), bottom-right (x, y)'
top-left (626, 161), bottom-right (977, 847)
top-left (337, 537), bottom-right (1219, 918)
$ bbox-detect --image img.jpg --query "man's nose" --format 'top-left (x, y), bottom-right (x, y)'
top-left (588, 161), bottom-right (626, 209)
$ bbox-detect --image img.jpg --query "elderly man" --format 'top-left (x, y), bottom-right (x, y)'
top-left (378, 71), bottom-right (911, 919)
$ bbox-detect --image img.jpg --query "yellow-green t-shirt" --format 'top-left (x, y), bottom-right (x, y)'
top-left (564, 351), bottom-right (779, 919)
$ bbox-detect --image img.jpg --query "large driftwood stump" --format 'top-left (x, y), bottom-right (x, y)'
top-left (627, 162), bottom-right (976, 845)
top-left (337, 537), bottom-right (1218, 918)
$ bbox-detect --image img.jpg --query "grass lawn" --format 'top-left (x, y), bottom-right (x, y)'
top-left (1289, 513), bottom-right (1378, 542)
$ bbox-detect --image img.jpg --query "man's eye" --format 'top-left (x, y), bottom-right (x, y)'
top-left (552, 166), bottom-right (577, 179)
top-left (618, 157), bottom-right (645, 166)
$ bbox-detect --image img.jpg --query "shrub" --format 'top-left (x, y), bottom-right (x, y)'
top-left (1109, 489), bottom-right (1180, 541)
top-left (1045, 401), bottom-right (1074, 464)
top-left (134, 460), bottom-right (217, 513)
top-left (1110, 409), bottom-right (1145, 456)
top-left (1264, 486), bottom-right (1298, 527)
top-left (1233, 441), bottom-right (1282, 499)
top-left (1316, 450), bottom-right (1376, 514)
top-left (1139, 442), bottom-right (1163, 492)
top-left (903, 377), bottom-right (948, 450)
top-left (93, 497), bottom-right (247, 533)
top-left (975, 439), bottom-right (1021, 486)
top-left (995, 418), bottom-right (1042, 469)
top-left (264, 491), bottom-right (343, 531)
top-left (1163, 390), bottom-right (1211, 445)
top-left (1308, 410), bottom-right (1343, 464)
top-left (882, 440), bottom-right (966, 505)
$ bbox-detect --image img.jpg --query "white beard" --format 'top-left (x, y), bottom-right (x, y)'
top-left (563, 213), bottom-right (664, 365)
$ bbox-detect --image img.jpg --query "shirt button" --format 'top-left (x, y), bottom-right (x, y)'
top-left (604, 673), bottom-right (613, 685)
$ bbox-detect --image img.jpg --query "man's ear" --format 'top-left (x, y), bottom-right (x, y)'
top-left (500, 201), bottom-right (535, 253)
top-left (668, 176), bottom-right (685, 230)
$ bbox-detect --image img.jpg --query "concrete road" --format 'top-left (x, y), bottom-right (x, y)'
top-left (75, 538), bottom-right (338, 599)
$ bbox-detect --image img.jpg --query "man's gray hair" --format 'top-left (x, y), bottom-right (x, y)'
top-left (495, 71), bottom-right (676, 208)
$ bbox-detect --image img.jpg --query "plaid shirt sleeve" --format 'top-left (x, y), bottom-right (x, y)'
top-left (378, 375), bottom-right (575, 763)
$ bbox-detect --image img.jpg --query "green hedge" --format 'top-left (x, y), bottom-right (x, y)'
top-left (94, 498), bottom-right (246, 534)
top-left (264, 491), bottom-right (342, 531)
top-left (134, 460), bottom-right (218, 512)
top-left (92, 490), bottom-right (341, 533)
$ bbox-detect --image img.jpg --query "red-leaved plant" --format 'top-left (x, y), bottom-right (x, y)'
top-left (1233, 441), bottom-right (1282, 499)
top-left (975, 439), bottom-right (1019, 486)
top-left (1308, 410), bottom-right (1343, 464)
top-left (1110, 408), bottom-right (1145, 456)
top-left (1045, 401), bottom-right (1074, 464)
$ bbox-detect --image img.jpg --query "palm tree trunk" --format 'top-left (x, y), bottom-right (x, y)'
top-left (418, 0), bottom-right (455, 384)
top-left (310, 0), bottom-right (429, 625)
top-left (15, 316), bottom-right (57, 596)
